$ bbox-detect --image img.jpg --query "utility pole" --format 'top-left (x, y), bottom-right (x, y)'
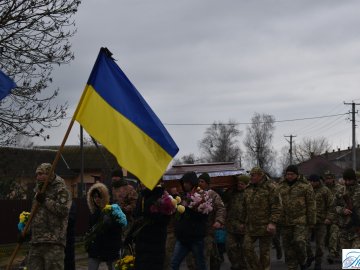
top-left (344, 101), bottom-right (360, 171)
top-left (285, 135), bottom-right (296, 165)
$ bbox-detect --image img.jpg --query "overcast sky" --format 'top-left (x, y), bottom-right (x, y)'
top-left (33, 0), bottom-right (360, 165)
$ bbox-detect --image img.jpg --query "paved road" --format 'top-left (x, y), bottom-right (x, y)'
top-left (75, 244), bottom-right (342, 269)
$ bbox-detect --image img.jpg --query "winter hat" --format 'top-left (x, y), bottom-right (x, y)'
top-left (180, 171), bottom-right (198, 187)
top-left (198, 172), bottom-right (211, 185)
top-left (235, 175), bottom-right (250, 184)
top-left (308, 174), bottom-right (321, 182)
top-left (343, 168), bottom-right (356, 180)
top-left (111, 169), bottom-right (123, 178)
top-left (286, 165), bottom-right (299, 175)
top-left (35, 163), bottom-right (55, 179)
top-left (250, 167), bottom-right (264, 175)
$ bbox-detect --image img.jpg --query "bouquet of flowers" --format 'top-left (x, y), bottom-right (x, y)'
top-left (85, 204), bottom-right (127, 251)
top-left (18, 211), bottom-right (30, 232)
top-left (149, 191), bottom-right (185, 215)
top-left (115, 255), bottom-right (135, 270)
top-left (103, 204), bottom-right (128, 227)
top-left (182, 188), bottom-right (213, 214)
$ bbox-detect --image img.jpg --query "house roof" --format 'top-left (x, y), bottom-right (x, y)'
top-left (0, 147), bottom-right (76, 178)
top-left (163, 162), bottom-right (245, 180)
top-left (297, 155), bottom-right (344, 178)
top-left (35, 145), bottom-right (121, 172)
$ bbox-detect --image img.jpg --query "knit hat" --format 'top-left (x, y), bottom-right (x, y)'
top-left (198, 172), bottom-right (211, 185)
top-left (235, 175), bottom-right (250, 184)
top-left (308, 174), bottom-right (321, 182)
top-left (180, 171), bottom-right (198, 187)
top-left (286, 165), bottom-right (299, 175)
top-left (343, 168), bottom-right (356, 180)
top-left (249, 167), bottom-right (264, 175)
top-left (111, 169), bottom-right (123, 178)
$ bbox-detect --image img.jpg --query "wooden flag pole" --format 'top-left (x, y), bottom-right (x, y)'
top-left (6, 118), bottom-right (76, 270)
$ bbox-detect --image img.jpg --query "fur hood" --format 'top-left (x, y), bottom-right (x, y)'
top-left (87, 182), bottom-right (110, 214)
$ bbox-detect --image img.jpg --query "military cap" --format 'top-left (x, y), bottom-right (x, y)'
top-left (250, 167), bottom-right (264, 175)
top-left (35, 163), bottom-right (55, 179)
top-left (285, 165), bottom-right (298, 175)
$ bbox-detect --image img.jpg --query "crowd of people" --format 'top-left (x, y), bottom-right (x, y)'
top-left (19, 162), bottom-right (360, 270)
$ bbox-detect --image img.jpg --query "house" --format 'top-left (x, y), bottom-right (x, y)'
top-left (0, 145), bottom-right (134, 198)
top-left (295, 146), bottom-right (360, 178)
top-left (162, 162), bottom-right (245, 190)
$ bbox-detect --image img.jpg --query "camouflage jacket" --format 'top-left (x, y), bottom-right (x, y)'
top-left (278, 177), bottom-right (316, 227)
top-left (312, 184), bottom-right (334, 224)
top-left (207, 189), bottom-right (226, 234)
top-left (240, 177), bottom-right (282, 236)
top-left (224, 189), bottom-right (245, 234)
top-left (326, 182), bottom-right (345, 198)
top-left (30, 175), bottom-right (71, 247)
top-left (334, 184), bottom-right (360, 232)
top-left (113, 184), bottom-right (138, 219)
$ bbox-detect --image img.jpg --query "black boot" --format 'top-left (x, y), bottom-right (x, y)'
top-left (306, 256), bottom-right (315, 268)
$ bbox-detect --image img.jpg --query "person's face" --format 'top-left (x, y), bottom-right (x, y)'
top-left (285, 171), bottom-right (298, 182)
top-left (250, 173), bottom-right (263, 184)
top-left (324, 176), bottom-right (335, 186)
top-left (36, 171), bottom-right (48, 182)
top-left (237, 181), bottom-right (247, 190)
top-left (92, 193), bottom-right (101, 206)
top-left (198, 179), bottom-right (209, 190)
top-left (310, 180), bottom-right (320, 188)
top-left (112, 176), bottom-right (122, 183)
top-left (183, 181), bottom-right (192, 192)
top-left (344, 178), bottom-right (356, 187)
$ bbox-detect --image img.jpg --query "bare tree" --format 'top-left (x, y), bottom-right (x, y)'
top-left (243, 112), bottom-right (276, 173)
top-left (172, 153), bottom-right (197, 165)
top-left (293, 137), bottom-right (331, 163)
top-left (0, 0), bottom-right (81, 145)
top-left (199, 120), bottom-right (242, 163)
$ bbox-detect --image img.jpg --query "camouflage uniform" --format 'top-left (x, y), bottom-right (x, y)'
top-left (113, 183), bottom-right (138, 241)
top-left (325, 180), bottom-right (344, 259)
top-left (28, 163), bottom-right (72, 270)
top-left (306, 179), bottom-right (334, 268)
top-left (240, 171), bottom-right (282, 270)
top-left (278, 176), bottom-right (316, 270)
top-left (334, 183), bottom-right (360, 249)
top-left (224, 178), bottom-right (248, 270)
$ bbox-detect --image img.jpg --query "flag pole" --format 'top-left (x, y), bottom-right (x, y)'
top-left (6, 118), bottom-right (77, 270)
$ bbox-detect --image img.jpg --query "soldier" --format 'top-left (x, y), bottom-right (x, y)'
top-left (111, 170), bottom-right (138, 229)
top-left (240, 167), bottom-right (282, 270)
top-left (187, 172), bottom-right (226, 270)
top-left (306, 174), bottom-right (334, 270)
top-left (224, 174), bottom-right (249, 270)
top-left (334, 168), bottom-right (360, 249)
top-left (323, 171), bottom-right (344, 264)
top-left (26, 163), bottom-right (72, 270)
top-left (277, 165), bottom-right (316, 270)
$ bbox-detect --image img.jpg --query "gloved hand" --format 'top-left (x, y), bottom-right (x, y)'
top-left (35, 193), bottom-right (46, 204)
top-left (103, 214), bottom-right (112, 226)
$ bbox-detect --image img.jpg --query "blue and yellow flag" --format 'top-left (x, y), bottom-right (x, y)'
top-left (0, 69), bottom-right (16, 101)
top-left (74, 48), bottom-right (179, 189)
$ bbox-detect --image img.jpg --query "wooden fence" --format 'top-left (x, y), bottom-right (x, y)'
top-left (0, 198), bottom-right (89, 244)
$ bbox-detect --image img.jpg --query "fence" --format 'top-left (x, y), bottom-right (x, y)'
top-left (0, 198), bottom-right (89, 245)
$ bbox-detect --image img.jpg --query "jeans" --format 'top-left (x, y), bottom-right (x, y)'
top-left (171, 239), bottom-right (207, 270)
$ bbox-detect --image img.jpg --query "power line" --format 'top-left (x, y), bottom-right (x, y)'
top-left (163, 113), bottom-right (348, 126)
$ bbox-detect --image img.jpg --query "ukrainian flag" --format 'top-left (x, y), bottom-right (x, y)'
top-left (74, 48), bottom-right (179, 189)
top-left (0, 69), bottom-right (17, 101)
